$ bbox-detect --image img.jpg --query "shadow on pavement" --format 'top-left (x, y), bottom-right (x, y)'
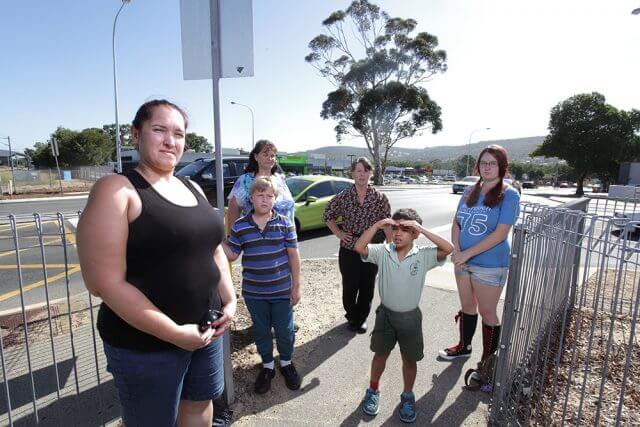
top-left (338, 359), bottom-right (485, 426)
top-left (418, 360), bottom-right (488, 426)
top-left (232, 322), bottom-right (357, 423)
top-left (12, 380), bottom-right (119, 426)
top-left (0, 358), bottom-right (76, 413)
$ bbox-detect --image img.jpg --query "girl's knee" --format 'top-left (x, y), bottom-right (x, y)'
top-left (479, 309), bottom-right (499, 324)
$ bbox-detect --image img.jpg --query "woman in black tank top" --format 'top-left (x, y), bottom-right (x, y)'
top-left (77, 100), bottom-right (237, 426)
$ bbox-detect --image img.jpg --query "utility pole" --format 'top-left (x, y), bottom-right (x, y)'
top-left (0, 136), bottom-right (15, 195)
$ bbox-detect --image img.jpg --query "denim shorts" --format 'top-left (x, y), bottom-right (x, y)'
top-left (104, 337), bottom-right (224, 426)
top-left (455, 264), bottom-right (509, 287)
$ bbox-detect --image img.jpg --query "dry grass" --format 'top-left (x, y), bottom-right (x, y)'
top-left (531, 269), bottom-right (640, 426)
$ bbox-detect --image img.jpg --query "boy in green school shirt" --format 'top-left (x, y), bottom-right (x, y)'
top-left (353, 208), bottom-right (454, 424)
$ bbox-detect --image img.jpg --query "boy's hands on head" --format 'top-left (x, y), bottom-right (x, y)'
top-left (376, 218), bottom-right (395, 229)
top-left (397, 220), bottom-right (423, 235)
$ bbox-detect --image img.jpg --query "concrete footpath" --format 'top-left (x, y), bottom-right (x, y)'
top-left (233, 264), bottom-right (496, 427)
top-left (1, 261), bottom-right (495, 426)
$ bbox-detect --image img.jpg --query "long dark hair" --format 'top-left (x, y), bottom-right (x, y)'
top-left (465, 144), bottom-right (509, 208)
top-left (245, 139), bottom-right (278, 174)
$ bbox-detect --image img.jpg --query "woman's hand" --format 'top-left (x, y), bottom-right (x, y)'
top-left (339, 231), bottom-right (354, 245)
top-left (451, 250), bottom-right (471, 266)
top-left (212, 301), bottom-right (236, 338)
top-left (171, 324), bottom-right (216, 351)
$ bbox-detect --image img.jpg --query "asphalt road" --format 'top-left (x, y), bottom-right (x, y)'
top-left (0, 185), bottom-right (563, 310)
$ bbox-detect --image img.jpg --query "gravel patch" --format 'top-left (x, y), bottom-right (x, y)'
top-left (229, 258), bottom-right (344, 417)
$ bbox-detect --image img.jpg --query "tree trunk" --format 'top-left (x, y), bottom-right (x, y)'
top-left (576, 173), bottom-right (585, 196)
top-left (373, 166), bottom-right (384, 185)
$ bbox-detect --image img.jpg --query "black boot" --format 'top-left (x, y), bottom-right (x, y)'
top-left (439, 311), bottom-right (478, 360)
top-left (481, 323), bottom-right (501, 361)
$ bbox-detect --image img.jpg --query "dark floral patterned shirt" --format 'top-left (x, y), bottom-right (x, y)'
top-left (323, 185), bottom-right (391, 250)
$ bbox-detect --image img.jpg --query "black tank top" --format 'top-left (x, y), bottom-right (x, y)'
top-left (97, 170), bottom-right (224, 351)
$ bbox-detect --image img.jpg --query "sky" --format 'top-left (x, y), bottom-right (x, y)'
top-left (1, 0), bottom-right (639, 156)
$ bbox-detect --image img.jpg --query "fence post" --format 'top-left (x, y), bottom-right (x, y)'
top-left (490, 222), bottom-right (525, 424)
top-left (569, 199), bottom-right (589, 307)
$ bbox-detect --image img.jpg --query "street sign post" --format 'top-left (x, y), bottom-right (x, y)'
top-left (179, 0), bottom-right (254, 408)
top-left (49, 138), bottom-right (64, 195)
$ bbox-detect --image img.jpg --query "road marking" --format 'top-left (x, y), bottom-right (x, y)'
top-left (0, 265), bottom-right (82, 303)
top-left (0, 220), bottom-right (57, 232)
top-left (64, 222), bottom-right (76, 245)
top-left (0, 263), bottom-right (80, 270)
top-left (0, 237), bottom-right (60, 258)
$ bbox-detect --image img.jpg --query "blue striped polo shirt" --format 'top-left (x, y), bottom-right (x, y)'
top-left (227, 212), bottom-right (298, 300)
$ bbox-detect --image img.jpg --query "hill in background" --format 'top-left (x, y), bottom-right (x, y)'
top-left (294, 136), bottom-right (546, 163)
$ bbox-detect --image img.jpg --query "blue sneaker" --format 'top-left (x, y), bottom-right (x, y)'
top-left (399, 391), bottom-right (416, 423)
top-left (362, 388), bottom-right (380, 416)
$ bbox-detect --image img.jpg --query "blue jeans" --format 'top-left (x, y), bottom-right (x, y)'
top-left (245, 298), bottom-right (294, 363)
top-left (104, 337), bottom-right (224, 427)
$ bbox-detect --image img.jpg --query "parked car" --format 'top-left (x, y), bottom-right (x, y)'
top-left (452, 176), bottom-right (479, 194)
top-left (175, 156), bottom-right (250, 207)
top-left (590, 179), bottom-right (603, 193)
top-left (559, 181), bottom-right (569, 188)
top-left (522, 181), bottom-right (537, 189)
top-left (286, 175), bottom-right (354, 232)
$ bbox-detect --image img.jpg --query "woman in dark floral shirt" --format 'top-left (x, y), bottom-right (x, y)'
top-left (324, 157), bottom-right (391, 333)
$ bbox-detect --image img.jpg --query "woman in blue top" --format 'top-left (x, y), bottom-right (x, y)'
top-left (439, 144), bottom-right (520, 366)
top-left (227, 140), bottom-right (295, 227)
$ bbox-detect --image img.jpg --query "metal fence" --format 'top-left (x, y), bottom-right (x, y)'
top-left (0, 166), bottom-right (112, 196)
top-left (0, 212), bottom-right (120, 425)
top-left (491, 198), bottom-right (640, 426)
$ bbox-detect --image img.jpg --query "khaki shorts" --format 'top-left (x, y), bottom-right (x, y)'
top-left (370, 305), bottom-right (424, 361)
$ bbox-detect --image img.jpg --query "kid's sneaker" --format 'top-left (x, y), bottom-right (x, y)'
top-left (362, 388), bottom-right (380, 416)
top-left (254, 367), bottom-right (275, 394)
top-left (398, 391), bottom-right (416, 423)
top-left (280, 363), bottom-right (301, 390)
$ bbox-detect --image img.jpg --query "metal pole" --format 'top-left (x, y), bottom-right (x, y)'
top-left (466, 127), bottom-right (490, 177)
top-left (113, 0), bottom-right (130, 174)
top-left (230, 101), bottom-right (255, 150)
top-left (7, 136), bottom-right (15, 195)
top-left (210, 0), bottom-right (235, 406)
top-left (0, 136), bottom-right (15, 195)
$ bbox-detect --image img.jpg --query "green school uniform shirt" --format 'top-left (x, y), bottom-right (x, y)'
top-left (362, 242), bottom-right (445, 312)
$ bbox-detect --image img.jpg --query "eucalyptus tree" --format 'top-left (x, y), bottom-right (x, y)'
top-left (305, 0), bottom-right (447, 184)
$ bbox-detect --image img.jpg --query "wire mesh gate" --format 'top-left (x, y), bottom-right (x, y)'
top-left (491, 198), bottom-right (640, 426)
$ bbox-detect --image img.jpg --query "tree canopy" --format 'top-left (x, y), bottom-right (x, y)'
top-left (532, 92), bottom-right (640, 195)
top-left (305, 0), bottom-right (446, 184)
top-left (26, 124), bottom-right (213, 168)
top-left (185, 133), bottom-right (213, 153)
top-left (29, 127), bottom-right (113, 168)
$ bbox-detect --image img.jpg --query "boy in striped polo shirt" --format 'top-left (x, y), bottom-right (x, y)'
top-left (223, 177), bottom-right (302, 395)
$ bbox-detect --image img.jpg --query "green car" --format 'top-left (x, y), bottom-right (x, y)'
top-left (286, 175), bottom-right (354, 232)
